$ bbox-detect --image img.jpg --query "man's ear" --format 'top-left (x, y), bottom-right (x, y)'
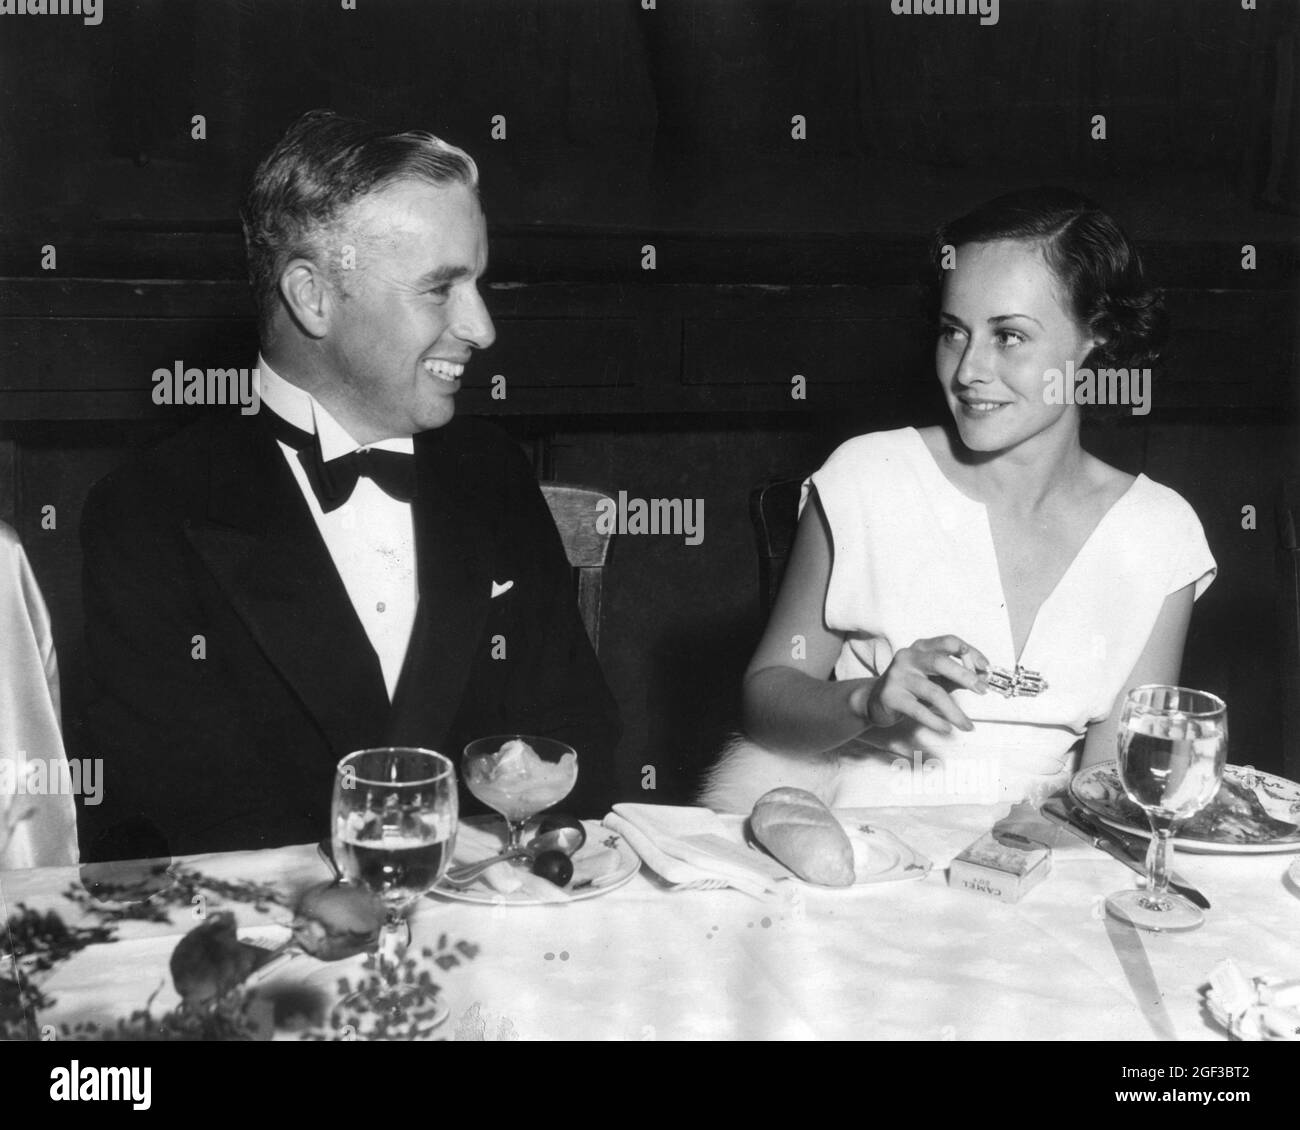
top-left (278, 258), bottom-right (334, 340)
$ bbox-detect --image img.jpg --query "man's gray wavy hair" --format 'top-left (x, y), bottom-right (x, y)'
top-left (241, 109), bottom-right (479, 336)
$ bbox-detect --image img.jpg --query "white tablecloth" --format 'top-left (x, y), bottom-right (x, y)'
top-left (3, 805), bottom-right (1297, 1040)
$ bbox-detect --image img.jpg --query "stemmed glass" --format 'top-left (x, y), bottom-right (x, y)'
top-left (463, 735), bottom-right (577, 863)
top-left (1104, 686), bottom-right (1227, 932)
top-left (332, 747), bottom-right (457, 986)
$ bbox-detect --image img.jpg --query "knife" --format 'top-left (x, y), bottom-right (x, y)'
top-left (1064, 801), bottom-right (1208, 902)
top-left (1040, 799), bottom-right (1211, 910)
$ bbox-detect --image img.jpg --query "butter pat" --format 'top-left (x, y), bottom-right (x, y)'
top-left (947, 831), bottom-right (1052, 903)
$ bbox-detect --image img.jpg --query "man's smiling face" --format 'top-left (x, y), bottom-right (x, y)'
top-left (321, 178), bottom-right (495, 442)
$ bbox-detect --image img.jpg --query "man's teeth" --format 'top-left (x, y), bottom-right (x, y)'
top-left (423, 359), bottom-right (465, 381)
top-left (965, 401), bottom-right (1005, 413)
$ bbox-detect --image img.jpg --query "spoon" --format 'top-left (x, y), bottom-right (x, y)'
top-left (444, 819), bottom-right (586, 885)
top-left (317, 839), bottom-right (342, 881)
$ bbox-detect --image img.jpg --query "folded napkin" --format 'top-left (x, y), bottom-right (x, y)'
top-left (604, 804), bottom-right (790, 897)
top-left (1205, 959), bottom-right (1300, 1041)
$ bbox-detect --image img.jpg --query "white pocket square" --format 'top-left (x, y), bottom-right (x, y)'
top-left (491, 580), bottom-right (514, 599)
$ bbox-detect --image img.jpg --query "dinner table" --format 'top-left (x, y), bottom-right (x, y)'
top-left (2, 801), bottom-right (1297, 1042)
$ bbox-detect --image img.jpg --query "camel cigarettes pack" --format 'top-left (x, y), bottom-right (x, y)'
top-left (947, 832), bottom-right (1052, 903)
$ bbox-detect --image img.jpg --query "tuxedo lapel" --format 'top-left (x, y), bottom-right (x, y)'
top-left (386, 426), bottom-right (493, 749)
top-left (184, 416), bottom-right (392, 755)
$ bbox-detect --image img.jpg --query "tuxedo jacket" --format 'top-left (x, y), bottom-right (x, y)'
top-left (74, 411), bottom-right (622, 862)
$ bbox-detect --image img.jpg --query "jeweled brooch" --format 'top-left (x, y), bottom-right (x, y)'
top-left (987, 665), bottom-right (1048, 698)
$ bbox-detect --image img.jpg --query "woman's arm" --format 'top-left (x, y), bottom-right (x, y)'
top-left (742, 491), bottom-right (987, 756)
top-left (1079, 581), bottom-right (1196, 769)
top-left (741, 493), bottom-right (871, 755)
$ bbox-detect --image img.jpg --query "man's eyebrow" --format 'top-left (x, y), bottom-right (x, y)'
top-left (415, 264), bottom-right (473, 286)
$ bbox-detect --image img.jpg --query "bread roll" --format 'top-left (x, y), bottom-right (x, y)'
top-left (751, 787), bottom-right (855, 887)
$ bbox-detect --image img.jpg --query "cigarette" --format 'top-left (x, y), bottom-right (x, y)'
top-left (952, 646), bottom-right (986, 675)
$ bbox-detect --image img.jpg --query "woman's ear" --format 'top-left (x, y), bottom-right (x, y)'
top-left (1080, 321), bottom-right (1110, 367)
top-left (278, 259), bottom-right (333, 340)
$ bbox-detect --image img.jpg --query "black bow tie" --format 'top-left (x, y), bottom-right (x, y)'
top-left (264, 411), bottom-right (417, 512)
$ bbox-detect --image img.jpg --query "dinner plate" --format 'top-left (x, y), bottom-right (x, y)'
top-left (430, 818), bottom-right (640, 905)
top-left (77, 857), bottom-right (177, 907)
top-left (1286, 858), bottom-right (1300, 899)
top-left (747, 818), bottom-right (932, 887)
top-left (1070, 761), bottom-right (1300, 855)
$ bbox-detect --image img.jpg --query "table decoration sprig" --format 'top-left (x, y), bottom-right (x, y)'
top-left (297, 931), bottom-right (483, 1041)
top-left (63, 865), bottom-right (289, 925)
top-left (1, 904), bottom-right (118, 1039)
top-left (2, 904), bottom-right (116, 971)
top-left (53, 986), bottom-right (271, 1042)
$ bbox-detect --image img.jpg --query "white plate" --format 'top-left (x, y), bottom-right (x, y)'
top-left (77, 858), bottom-right (177, 908)
top-left (430, 818), bottom-right (640, 906)
top-left (748, 817), bottom-right (932, 887)
top-left (1286, 858), bottom-right (1300, 899)
top-left (1070, 761), bottom-right (1300, 855)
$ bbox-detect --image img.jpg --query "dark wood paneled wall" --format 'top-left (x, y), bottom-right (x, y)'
top-left (2, 232), bottom-right (1296, 420)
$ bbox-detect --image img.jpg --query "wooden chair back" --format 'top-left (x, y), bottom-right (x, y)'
top-left (541, 482), bottom-right (616, 653)
top-left (749, 476), bottom-right (805, 612)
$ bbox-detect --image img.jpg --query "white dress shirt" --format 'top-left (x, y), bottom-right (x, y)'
top-left (256, 358), bottom-right (418, 700)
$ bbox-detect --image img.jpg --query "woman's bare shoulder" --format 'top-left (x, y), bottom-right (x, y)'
top-left (915, 424), bottom-right (946, 450)
top-left (914, 424), bottom-right (950, 464)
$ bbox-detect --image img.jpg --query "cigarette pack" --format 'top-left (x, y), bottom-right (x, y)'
top-left (947, 831), bottom-right (1052, 903)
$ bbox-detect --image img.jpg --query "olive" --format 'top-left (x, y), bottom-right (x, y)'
top-left (531, 850), bottom-right (574, 888)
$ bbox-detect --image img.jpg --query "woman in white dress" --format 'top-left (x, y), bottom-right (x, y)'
top-left (0, 520), bottom-right (79, 867)
top-left (702, 188), bottom-right (1216, 813)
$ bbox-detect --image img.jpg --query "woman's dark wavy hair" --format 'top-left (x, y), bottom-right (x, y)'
top-left (929, 186), bottom-right (1168, 373)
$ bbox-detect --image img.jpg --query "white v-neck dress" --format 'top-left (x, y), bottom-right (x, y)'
top-left (802, 427), bottom-right (1216, 807)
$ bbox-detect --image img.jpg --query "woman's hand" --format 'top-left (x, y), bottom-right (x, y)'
top-left (847, 635), bottom-right (989, 735)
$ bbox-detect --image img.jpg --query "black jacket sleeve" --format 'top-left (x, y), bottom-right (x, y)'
top-left (74, 472), bottom-right (270, 861)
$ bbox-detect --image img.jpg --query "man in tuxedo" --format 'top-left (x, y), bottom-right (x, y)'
top-left (76, 110), bottom-right (622, 861)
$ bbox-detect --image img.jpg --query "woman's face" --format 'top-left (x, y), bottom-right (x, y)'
top-left (935, 239), bottom-right (1098, 454)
